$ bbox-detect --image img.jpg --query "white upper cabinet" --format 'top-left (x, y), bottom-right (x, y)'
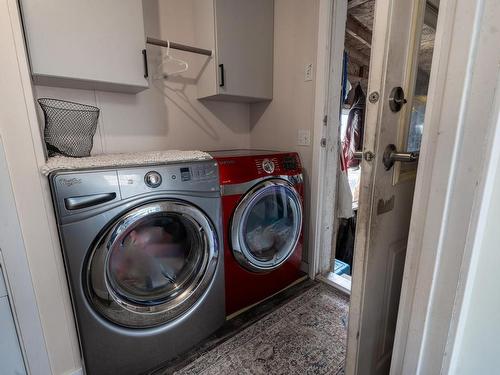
top-left (195, 0), bottom-right (274, 103)
top-left (19, 0), bottom-right (149, 93)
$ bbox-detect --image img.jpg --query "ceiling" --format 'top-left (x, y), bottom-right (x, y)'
top-left (346, 0), bottom-right (437, 85)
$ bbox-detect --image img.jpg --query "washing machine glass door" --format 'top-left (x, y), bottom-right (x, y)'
top-left (86, 200), bottom-right (218, 328)
top-left (231, 179), bottom-right (303, 273)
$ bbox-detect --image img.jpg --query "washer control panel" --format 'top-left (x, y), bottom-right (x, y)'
top-left (50, 161), bottom-right (220, 218)
top-left (144, 171), bottom-right (162, 188)
top-left (117, 161), bottom-right (219, 199)
top-left (182, 164), bottom-right (217, 181)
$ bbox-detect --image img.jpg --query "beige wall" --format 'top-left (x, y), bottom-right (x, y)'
top-left (3, 0), bottom-right (320, 374)
top-left (34, 0), bottom-right (320, 261)
top-left (35, 0), bottom-right (251, 155)
top-left (34, 0), bottom-right (320, 167)
top-left (250, 0), bottom-right (320, 260)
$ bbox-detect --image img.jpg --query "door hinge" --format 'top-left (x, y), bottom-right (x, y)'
top-left (320, 138), bottom-right (327, 147)
top-left (323, 115), bottom-right (328, 126)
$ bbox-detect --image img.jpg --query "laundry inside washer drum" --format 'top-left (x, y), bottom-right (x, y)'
top-left (106, 214), bottom-right (204, 303)
top-left (88, 212), bottom-right (208, 314)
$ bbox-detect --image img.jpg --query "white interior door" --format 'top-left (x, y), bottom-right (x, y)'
top-left (345, 0), bottom-right (432, 374)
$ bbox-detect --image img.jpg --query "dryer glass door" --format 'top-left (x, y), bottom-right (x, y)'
top-left (231, 179), bottom-right (303, 272)
top-left (87, 200), bottom-right (218, 328)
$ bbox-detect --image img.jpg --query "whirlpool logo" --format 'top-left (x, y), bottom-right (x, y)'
top-left (219, 160), bottom-right (236, 165)
top-left (59, 177), bottom-right (82, 187)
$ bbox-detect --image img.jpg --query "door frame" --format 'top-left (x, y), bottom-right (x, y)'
top-left (310, 0), bottom-right (500, 373)
top-left (390, 0), bottom-right (500, 372)
top-left (308, 0), bottom-right (346, 280)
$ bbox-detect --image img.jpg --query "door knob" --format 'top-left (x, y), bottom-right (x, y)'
top-left (383, 144), bottom-right (419, 170)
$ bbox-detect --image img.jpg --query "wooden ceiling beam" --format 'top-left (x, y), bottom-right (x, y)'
top-left (346, 15), bottom-right (372, 48)
top-left (348, 0), bottom-right (371, 10)
top-left (346, 47), bottom-right (370, 67)
top-left (424, 1), bottom-right (439, 29)
top-left (348, 74), bottom-right (368, 85)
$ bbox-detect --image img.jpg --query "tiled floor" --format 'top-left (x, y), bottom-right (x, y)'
top-left (154, 281), bottom-right (349, 375)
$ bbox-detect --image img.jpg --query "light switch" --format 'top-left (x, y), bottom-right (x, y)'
top-left (297, 129), bottom-right (311, 146)
top-left (304, 63), bottom-right (313, 81)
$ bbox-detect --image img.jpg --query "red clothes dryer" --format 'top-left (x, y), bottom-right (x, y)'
top-left (210, 150), bottom-right (305, 316)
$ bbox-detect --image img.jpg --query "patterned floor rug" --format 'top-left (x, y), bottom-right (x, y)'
top-left (174, 283), bottom-right (349, 375)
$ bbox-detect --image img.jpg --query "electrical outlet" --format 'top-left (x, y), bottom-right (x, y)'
top-left (305, 63), bottom-right (313, 81)
top-left (297, 129), bottom-right (311, 146)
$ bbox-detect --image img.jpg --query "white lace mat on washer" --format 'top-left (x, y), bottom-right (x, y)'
top-left (40, 150), bottom-right (212, 176)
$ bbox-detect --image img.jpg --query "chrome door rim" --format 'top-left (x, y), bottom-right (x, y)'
top-left (230, 179), bottom-right (303, 273)
top-left (85, 200), bottom-right (219, 328)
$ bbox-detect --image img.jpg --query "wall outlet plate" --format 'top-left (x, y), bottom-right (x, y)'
top-left (305, 63), bottom-right (313, 81)
top-left (297, 129), bottom-right (311, 146)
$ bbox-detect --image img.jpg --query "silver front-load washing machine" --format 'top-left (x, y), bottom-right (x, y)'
top-left (49, 160), bottom-right (224, 375)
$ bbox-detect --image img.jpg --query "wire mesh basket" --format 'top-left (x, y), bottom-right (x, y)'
top-left (38, 98), bottom-right (100, 157)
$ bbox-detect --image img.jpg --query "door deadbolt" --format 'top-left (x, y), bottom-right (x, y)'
top-left (382, 144), bottom-right (419, 170)
top-left (353, 150), bottom-right (375, 162)
top-left (389, 87), bottom-right (407, 112)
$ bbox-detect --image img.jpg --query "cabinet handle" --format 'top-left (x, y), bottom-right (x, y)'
top-left (219, 64), bottom-right (225, 87)
top-left (142, 49), bottom-right (149, 79)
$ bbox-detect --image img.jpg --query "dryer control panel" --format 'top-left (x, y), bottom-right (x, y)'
top-left (212, 151), bottom-right (302, 186)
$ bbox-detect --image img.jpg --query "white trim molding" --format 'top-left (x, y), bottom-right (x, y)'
top-left (0, 0), bottom-right (82, 373)
top-left (0, 139), bottom-right (51, 375)
top-left (446, 66), bottom-right (500, 375)
top-left (309, 0), bottom-right (347, 278)
top-left (391, 0), bottom-right (500, 373)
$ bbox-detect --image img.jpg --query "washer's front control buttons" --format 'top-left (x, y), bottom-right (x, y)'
top-left (180, 167), bottom-right (192, 181)
top-left (262, 159), bottom-right (275, 174)
top-left (144, 171), bottom-right (162, 188)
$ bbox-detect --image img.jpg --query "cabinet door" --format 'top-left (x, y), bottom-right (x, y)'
top-left (0, 298), bottom-right (26, 374)
top-left (215, 0), bottom-right (274, 101)
top-left (20, 0), bottom-right (148, 93)
top-left (0, 267), bottom-right (6, 298)
top-left (0, 266), bottom-right (26, 375)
